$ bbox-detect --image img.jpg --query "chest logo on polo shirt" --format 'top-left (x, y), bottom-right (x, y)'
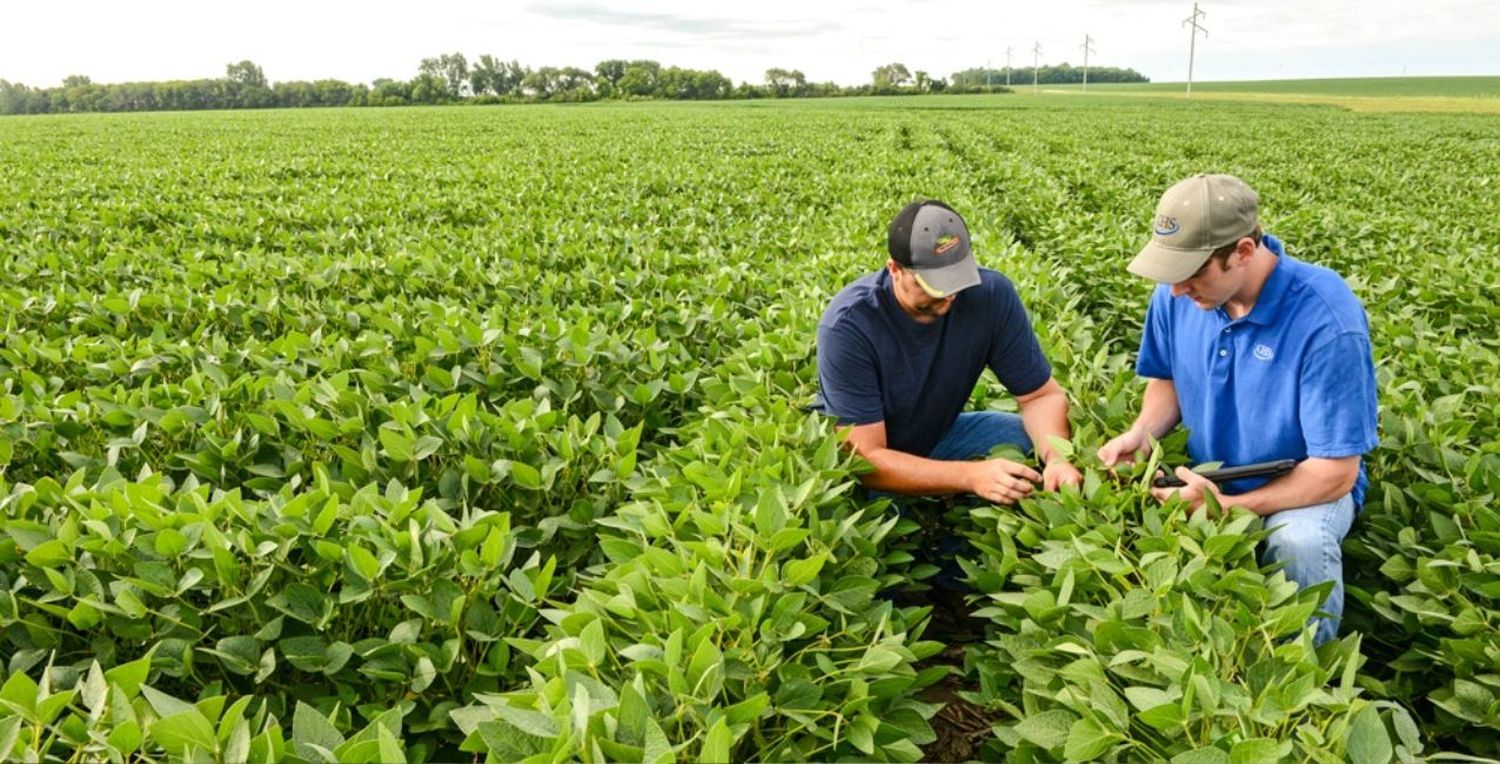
top-left (1254, 343), bottom-right (1275, 361)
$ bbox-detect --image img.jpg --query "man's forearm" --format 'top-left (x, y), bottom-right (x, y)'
top-left (1132, 378), bottom-right (1182, 440)
top-left (1225, 457), bottom-right (1359, 516)
top-left (857, 447), bottom-right (974, 495)
top-left (1018, 390), bottom-right (1071, 466)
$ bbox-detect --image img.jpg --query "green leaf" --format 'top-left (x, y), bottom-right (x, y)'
top-left (643, 718), bottom-right (675, 764)
top-left (782, 552), bottom-right (827, 586)
top-left (25, 539), bottom-right (72, 568)
top-left (379, 427), bottom-right (414, 462)
top-left (580, 618), bottom-right (606, 667)
top-left (105, 652), bottom-right (154, 698)
top-left (701, 717), bottom-right (733, 763)
top-left (1347, 705), bottom-right (1394, 764)
top-left (1063, 716), bottom-right (1116, 762)
top-left (511, 461), bottom-right (543, 490)
top-left (1230, 738), bottom-right (1287, 764)
top-left (152, 709), bottom-right (218, 756)
top-left (1171, 747), bottom-right (1230, 764)
top-left (1014, 709), bottom-right (1075, 750)
top-left (292, 702), bottom-right (345, 759)
top-left (846, 713), bottom-right (878, 755)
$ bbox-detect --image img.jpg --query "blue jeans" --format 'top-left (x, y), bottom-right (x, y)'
top-left (928, 411), bottom-right (1033, 462)
top-left (1260, 493), bottom-right (1355, 646)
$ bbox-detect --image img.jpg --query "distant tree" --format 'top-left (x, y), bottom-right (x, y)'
top-left (595, 59), bottom-right (628, 97)
top-left (470, 54), bottom-right (501, 96)
top-left (764, 68), bottom-right (806, 98)
top-left (418, 54), bottom-right (468, 99)
top-left (438, 53), bottom-right (469, 97)
top-left (553, 67), bottom-right (597, 101)
top-left (63, 75), bottom-right (93, 88)
top-left (370, 78), bottom-right (412, 106)
top-left (521, 67), bottom-right (561, 100)
top-left (225, 60), bottom-right (267, 89)
top-left (618, 60), bottom-right (661, 97)
top-left (871, 62), bottom-right (912, 91)
top-left (914, 70), bottom-right (930, 92)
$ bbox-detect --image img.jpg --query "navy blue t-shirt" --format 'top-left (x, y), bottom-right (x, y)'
top-left (812, 268), bottom-right (1052, 456)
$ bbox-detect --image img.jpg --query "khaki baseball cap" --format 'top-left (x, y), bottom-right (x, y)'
top-left (1128, 174), bottom-right (1260, 283)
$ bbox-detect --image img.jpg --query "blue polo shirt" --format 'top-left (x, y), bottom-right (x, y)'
top-left (813, 268), bottom-right (1052, 457)
top-left (1136, 235), bottom-right (1378, 505)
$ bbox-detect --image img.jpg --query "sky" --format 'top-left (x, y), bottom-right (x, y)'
top-left (2, 0), bottom-right (1497, 88)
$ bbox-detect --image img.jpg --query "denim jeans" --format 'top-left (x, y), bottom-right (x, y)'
top-left (1260, 493), bottom-right (1355, 646)
top-left (928, 411), bottom-right (1033, 461)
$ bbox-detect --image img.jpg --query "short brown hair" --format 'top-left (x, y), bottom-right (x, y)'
top-left (1205, 227), bottom-right (1264, 269)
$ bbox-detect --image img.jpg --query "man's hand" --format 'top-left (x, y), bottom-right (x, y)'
top-left (1097, 427), bottom-right (1149, 468)
top-left (968, 459), bottom-right (1043, 505)
top-left (1042, 460), bottom-right (1083, 491)
top-left (1149, 466), bottom-right (1226, 515)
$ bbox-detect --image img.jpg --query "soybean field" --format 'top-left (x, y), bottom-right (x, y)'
top-left (1, 95), bottom-right (1497, 762)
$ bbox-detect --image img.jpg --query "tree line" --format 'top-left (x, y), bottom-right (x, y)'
top-left (0, 56), bottom-right (1149, 115)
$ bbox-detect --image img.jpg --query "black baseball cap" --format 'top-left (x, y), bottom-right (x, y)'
top-left (887, 200), bottom-right (981, 298)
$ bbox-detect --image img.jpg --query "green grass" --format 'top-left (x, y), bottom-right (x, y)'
top-left (1046, 76), bottom-right (1500, 98)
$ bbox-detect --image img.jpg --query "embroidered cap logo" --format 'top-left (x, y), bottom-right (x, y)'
top-left (933, 233), bottom-right (961, 258)
top-left (1154, 215), bottom-right (1180, 236)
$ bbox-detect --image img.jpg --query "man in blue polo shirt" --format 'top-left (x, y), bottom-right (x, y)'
top-left (814, 199), bottom-right (1082, 504)
top-left (1098, 174), bottom-right (1378, 646)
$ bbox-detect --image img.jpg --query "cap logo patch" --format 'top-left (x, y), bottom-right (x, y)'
top-left (1154, 215), bottom-right (1180, 236)
top-left (934, 234), bottom-right (961, 256)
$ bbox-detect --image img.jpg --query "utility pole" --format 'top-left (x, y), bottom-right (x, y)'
top-left (1080, 34), bottom-right (1096, 92)
top-left (987, 57), bottom-right (992, 89)
top-left (1032, 42), bottom-right (1042, 94)
top-left (1183, 2), bottom-right (1208, 98)
top-left (1005, 47), bottom-right (1013, 86)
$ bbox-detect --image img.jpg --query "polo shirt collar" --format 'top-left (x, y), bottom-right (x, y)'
top-left (1241, 234), bottom-right (1292, 326)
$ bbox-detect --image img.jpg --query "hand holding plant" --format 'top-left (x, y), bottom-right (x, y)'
top-left (1150, 465), bottom-right (1227, 516)
top-left (967, 458), bottom-right (1042, 504)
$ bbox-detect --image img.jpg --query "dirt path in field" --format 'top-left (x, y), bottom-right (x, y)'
top-left (916, 591), bottom-right (1005, 762)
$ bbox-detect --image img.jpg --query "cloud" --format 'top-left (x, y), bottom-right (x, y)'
top-left (523, 3), bottom-right (844, 41)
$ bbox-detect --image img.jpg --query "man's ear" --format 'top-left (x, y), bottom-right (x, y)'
top-left (886, 260), bottom-right (901, 277)
top-left (1236, 236), bottom-right (1258, 263)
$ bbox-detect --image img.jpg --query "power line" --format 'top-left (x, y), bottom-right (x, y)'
top-left (1032, 41), bottom-right (1042, 94)
top-left (1080, 34), bottom-right (1096, 92)
top-left (1183, 2), bottom-right (1208, 98)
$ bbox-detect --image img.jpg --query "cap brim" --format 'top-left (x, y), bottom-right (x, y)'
top-left (911, 254), bottom-right (981, 298)
top-left (1128, 240), bottom-right (1212, 283)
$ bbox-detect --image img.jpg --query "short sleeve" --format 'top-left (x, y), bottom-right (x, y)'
top-left (986, 279), bottom-right (1052, 396)
top-left (814, 322), bottom-right (884, 426)
top-left (1136, 287), bottom-right (1174, 380)
top-left (1300, 331), bottom-right (1379, 457)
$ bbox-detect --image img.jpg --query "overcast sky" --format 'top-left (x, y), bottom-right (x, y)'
top-left (3, 0), bottom-right (1497, 88)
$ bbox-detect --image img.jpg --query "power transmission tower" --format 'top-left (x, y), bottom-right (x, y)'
top-left (1005, 47), bottom-right (1014, 86)
top-left (1183, 2), bottom-right (1208, 98)
top-left (1032, 42), bottom-right (1042, 94)
top-left (1080, 34), bottom-right (1096, 92)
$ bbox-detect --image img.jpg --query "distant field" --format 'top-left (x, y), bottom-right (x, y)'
top-left (1048, 76), bottom-right (1500, 98)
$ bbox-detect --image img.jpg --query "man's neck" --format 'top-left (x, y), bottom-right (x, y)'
top-left (1224, 247), bottom-right (1278, 320)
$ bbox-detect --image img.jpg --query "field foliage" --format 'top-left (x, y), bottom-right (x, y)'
top-left (1, 98), bottom-right (1497, 761)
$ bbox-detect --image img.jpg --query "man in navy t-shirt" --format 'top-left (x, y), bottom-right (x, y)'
top-left (813, 200), bottom-right (1082, 503)
top-left (1098, 174), bottom-right (1379, 646)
